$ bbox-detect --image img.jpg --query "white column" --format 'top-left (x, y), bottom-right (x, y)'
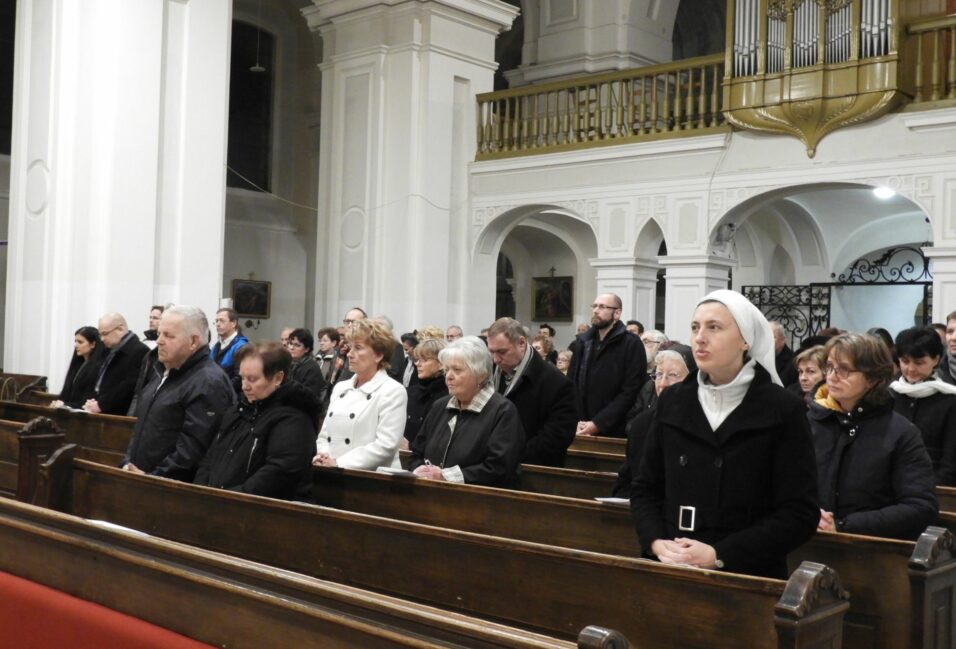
top-left (590, 258), bottom-right (660, 328)
top-left (659, 255), bottom-right (734, 341)
top-left (5, 0), bottom-right (231, 388)
top-left (304, 0), bottom-right (517, 333)
top-left (924, 246), bottom-right (956, 322)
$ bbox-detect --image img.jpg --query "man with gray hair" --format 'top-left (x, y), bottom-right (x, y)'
top-left (770, 321), bottom-right (798, 386)
top-left (487, 317), bottom-right (577, 466)
top-left (122, 305), bottom-right (236, 481)
top-left (84, 312), bottom-right (149, 415)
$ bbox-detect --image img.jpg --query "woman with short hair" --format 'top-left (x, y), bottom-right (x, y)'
top-left (403, 338), bottom-right (449, 444)
top-left (632, 290), bottom-right (819, 578)
top-left (52, 326), bottom-right (107, 409)
top-left (890, 326), bottom-right (956, 485)
top-left (313, 320), bottom-right (407, 470)
top-left (409, 337), bottom-right (525, 487)
top-left (315, 327), bottom-right (341, 384)
top-left (810, 332), bottom-right (938, 539)
top-left (194, 343), bottom-right (318, 500)
top-left (791, 345), bottom-right (827, 403)
top-left (286, 328), bottom-right (325, 402)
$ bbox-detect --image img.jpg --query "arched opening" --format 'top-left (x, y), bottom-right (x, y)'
top-left (711, 183), bottom-right (934, 345)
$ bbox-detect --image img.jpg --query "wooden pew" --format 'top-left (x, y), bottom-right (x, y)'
top-left (0, 416), bottom-right (64, 501)
top-left (310, 466), bottom-right (956, 649)
top-left (521, 464), bottom-right (617, 499)
top-left (938, 486), bottom-right (956, 512)
top-left (0, 497), bottom-right (620, 649)
top-left (49, 458), bottom-right (849, 649)
top-left (20, 389), bottom-right (59, 406)
top-left (561, 449), bottom-right (624, 473)
top-left (0, 372), bottom-right (47, 402)
top-left (0, 401), bottom-right (131, 465)
top-left (568, 436), bottom-right (626, 455)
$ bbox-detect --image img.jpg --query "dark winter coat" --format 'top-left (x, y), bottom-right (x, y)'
top-left (891, 389), bottom-right (956, 486)
top-left (194, 382), bottom-right (319, 501)
top-left (59, 346), bottom-right (107, 408)
top-left (289, 354), bottom-right (326, 402)
top-left (613, 407), bottom-right (655, 498)
top-left (95, 332), bottom-right (149, 415)
top-left (775, 344), bottom-right (798, 388)
top-left (503, 351), bottom-right (577, 467)
top-left (404, 374), bottom-right (449, 442)
top-left (123, 347), bottom-right (237, 481)
top-left (631, 365), bottom-right (819, 579)
top-left (809, 394), bottom-right (938, 540)
top-left (568, 320), bottom-right (648, 437)
top-left (409, 392), bottom-right (525, 488)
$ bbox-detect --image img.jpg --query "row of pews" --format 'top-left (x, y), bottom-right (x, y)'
top-left (1, 395), bottom-right (956, 647)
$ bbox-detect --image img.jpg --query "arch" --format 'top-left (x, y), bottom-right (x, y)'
top-left (474, 203), bottom-right (599, 260)
top-left (633, 217), bottom-right (667, 259)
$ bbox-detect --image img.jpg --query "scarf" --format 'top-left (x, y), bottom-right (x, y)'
top-left (890, 376), bottom-right (956, 399)
top-left (813, 384), bottom-right (845, 413)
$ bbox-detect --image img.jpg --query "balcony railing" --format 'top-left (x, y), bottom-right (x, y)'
top-left (475, 54), bottom-right (727, 161)
top-left (906, 13), bottom-right (956, 104)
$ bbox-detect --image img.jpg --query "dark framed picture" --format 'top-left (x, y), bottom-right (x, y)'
top-left (532, 276), bottom-right (573, 321)
top-left (232, 279), bottom-right (271, 319)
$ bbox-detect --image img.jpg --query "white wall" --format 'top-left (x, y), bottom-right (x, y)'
top-left (831, 285), bottom-right (926, 338)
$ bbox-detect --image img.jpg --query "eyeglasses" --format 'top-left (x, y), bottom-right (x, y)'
top-left (590, 303), bottom-right (620, 311)
top-left (643, 339), bottom-right (663, 346)
top-left (342, 319), bottom-right (356, 326)
top-left (824, 364), bottom-right (863, 380)
top-left (285, 341), bottom-right (305, 349)
top-left (98, 326), bottom-right (120, 338)
top-left (653, 371), bottom-right (685, 381)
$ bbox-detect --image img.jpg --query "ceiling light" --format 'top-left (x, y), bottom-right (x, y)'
top-left (873, 186), bottom-right (896, 199)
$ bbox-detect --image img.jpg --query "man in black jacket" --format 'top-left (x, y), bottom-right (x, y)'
top-left (487, 318), bottom-right (577, 466)
top-left (569, 293), bottom-right (648, 438)
top-left (122, 305), bottom-right (236, 481)
top-left (84, 312), bottom-right (149, 415)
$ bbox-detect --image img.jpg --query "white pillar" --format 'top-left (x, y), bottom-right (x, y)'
top-left (304, 0), bottom-right (517, 333)
top-left (659, 255), bottom-right (734, 341)
top-left (591, 258), bottom-right (660, 328)
top-left (6, 0), bottom-right (232, 388)
top-left (925, 246), bottom-right (956, 321)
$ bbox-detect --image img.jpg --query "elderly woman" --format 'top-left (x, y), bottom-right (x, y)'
top-left (194, 343), bottom-right (318, 500)
top-left (313, 320), bottom-right (407, 470)
top-left (531, 334), bottom-right (555, 364)
top-left (890, 326), bottom-right (956, 485)
top-left (52, 326), bottom-right (107, 409)
top-left (613, 345), bottom-right (695, 498)
top-left (790, 345), bottom-right (827, 403)
top-left (556, 350), bottom-right (572, 375)
top-left (286, 328), bottom-right (326, 402)
top-left (403, 338), bottom-right (449, 444)
top-left (810, 332), bottom-right (937, 539)
top-left (631, 289), bottom-right (819, 578)
top-left (409, 337), bottom-right (525, 487)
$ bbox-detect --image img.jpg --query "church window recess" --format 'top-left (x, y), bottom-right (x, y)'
top-left (227, 21), bottom-right (275, 192)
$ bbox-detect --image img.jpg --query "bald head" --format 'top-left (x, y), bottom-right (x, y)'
top-left (98, 313), bottom-right (130, 349)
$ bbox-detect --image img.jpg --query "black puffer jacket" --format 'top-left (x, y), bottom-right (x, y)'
top-left (809, 388), bottom-right (938, 540)
top-left (194, 382), bottom-right (319, 501)
top-left (123, 347), bottom-right (236, 480)
top-left (891, 389), bottom-right (956, 486)
top-left (404, 374), bottom-right (448, 442)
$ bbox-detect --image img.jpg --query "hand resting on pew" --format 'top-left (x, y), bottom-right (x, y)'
top-left (651, 538), bottom-right (718, 570)
top-left (312, 452), bottom-right (336, 468)
top-left (84, 399), bottom-right (103, 414)
top-left (412, 463), bottom-right (445, 481)
top-left (817, 509), bottom-right (835, 532)
top-left (122, 462), bottom-right (145, 474)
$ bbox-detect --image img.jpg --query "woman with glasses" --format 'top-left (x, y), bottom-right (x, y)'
top-left (889, 326), bottom-right (956, 486)
top-left (51, 326), bottom-right (107, 409)
top-left (403, 338), bottom-right (449, 445)
top-left (313, 320), bottom-right (407, 470)
top-left (631, 290), bottom-right (819, 578)
top-left (809, 332), bottom-right (937, 539)
top-left (285, 328), bottom-right (326, 405)
top-left (612, 345), bottom-right (694, 498)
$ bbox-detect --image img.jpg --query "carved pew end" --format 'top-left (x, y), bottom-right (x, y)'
top-left (577, 625), bottom-right (630, 649)
top-left (908, 525), bottom-right (956, 649)
top-left (774, 561), bottom-right (850, 649)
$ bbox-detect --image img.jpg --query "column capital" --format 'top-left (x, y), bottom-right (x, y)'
top-left (303, 0), bottom-right (518, 32)
top-left (923, 246), bottom-right (956, 260)
top-left (657, 254), bottom-right (737, 270)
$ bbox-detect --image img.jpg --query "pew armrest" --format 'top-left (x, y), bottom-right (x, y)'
top-left (908, 525), bottom-right (956, 649)
top-left (774, 561), bottom-right (850, 649)
top-left (34, 443), bottom-right (77, 512)
top-left (577, 625), bottom-right (630, 649)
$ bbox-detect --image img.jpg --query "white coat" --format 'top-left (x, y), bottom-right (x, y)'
top-left (316, 369), bottom-right (407, 470)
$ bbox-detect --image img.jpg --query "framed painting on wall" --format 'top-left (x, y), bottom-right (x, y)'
top-left (232, 279), bottom-right (271, 319)
top-left (532, 276), bottom-right (573, 321)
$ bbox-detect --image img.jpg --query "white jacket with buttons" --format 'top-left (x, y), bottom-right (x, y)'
top-left (316, 369), bottom-right (408, 470)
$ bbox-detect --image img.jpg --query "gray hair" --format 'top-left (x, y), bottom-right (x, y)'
top-left (438, 336), bottom-right (493, 385)
top-left (373, 314), bottom-right (394, 332)
top-left (642, 329), bottom-right (668, 343)
top-left (163, 305), bottom-right (209, 341)
top-left (654, 349), bottom-right (689, 374)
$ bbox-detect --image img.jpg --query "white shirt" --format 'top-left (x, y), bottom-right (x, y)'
top-left (697, 359), bottom-right (756, 431)
top-left (316, 369), bottom-right (408, 470)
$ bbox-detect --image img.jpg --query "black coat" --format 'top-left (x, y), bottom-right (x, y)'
top-left (409, 392), bottom-right (524, 487)
top-left (775, 345), bottom-right (798, 388)
top-left (502, 351), bottom-right (577, 467)
top-left (568, 321), bottom-right (648, 437)
top-left (123, 347), bottom-right (237, 480)
top-left (613, 407), bottom-right (655, 498)
top-left (891, 389), bottom-right (956, 486)
top-left (289, 355), bottom-right (326, 403)
top-left (95, 333), bottom-right (149, 415)
top-left (404, 374), bottom-right (449, 442)
top-left (59, 347), bottom-right (106, 408)
top-left (194, 382), bottom-right (319, 501)
top-left (631, 365), bottom-right (819, 579)
top-left (809, 396), bottom-right (938, 540)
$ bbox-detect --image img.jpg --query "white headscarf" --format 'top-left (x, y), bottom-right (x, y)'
top-left (697, 289), bottom-right (782, 386)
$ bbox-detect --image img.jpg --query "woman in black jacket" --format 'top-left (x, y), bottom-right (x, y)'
top-left (809, 332), bottom-right (938, 540)
top-left (195, 342), bottom-right (318, 501)
top-left (403, 338), bottom-right (448, 444)
top-left (631, 290), bottom-right (819, 579)
top-left (52, 326), bottom-right (106, 409)
top-left (286, 328), bottom-right (326, 404)
top-left (889, 326), bottom-right (956, 486)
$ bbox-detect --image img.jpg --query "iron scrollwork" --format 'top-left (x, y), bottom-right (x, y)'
top-left (835, 246), bottom-right (932, 284)
top-left (742, 284), bottom-right (831, 348)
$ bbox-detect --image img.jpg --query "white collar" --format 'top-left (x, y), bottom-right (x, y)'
top-left (219, 331), bottom-right (238, 347)
top-left (697, 359), bottom-right (757, 431)
top-left (349, 368), bottom-right (389, 394)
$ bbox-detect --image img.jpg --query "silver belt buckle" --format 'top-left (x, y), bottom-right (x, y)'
top-left (678, 505), bottom-right (696, 532)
